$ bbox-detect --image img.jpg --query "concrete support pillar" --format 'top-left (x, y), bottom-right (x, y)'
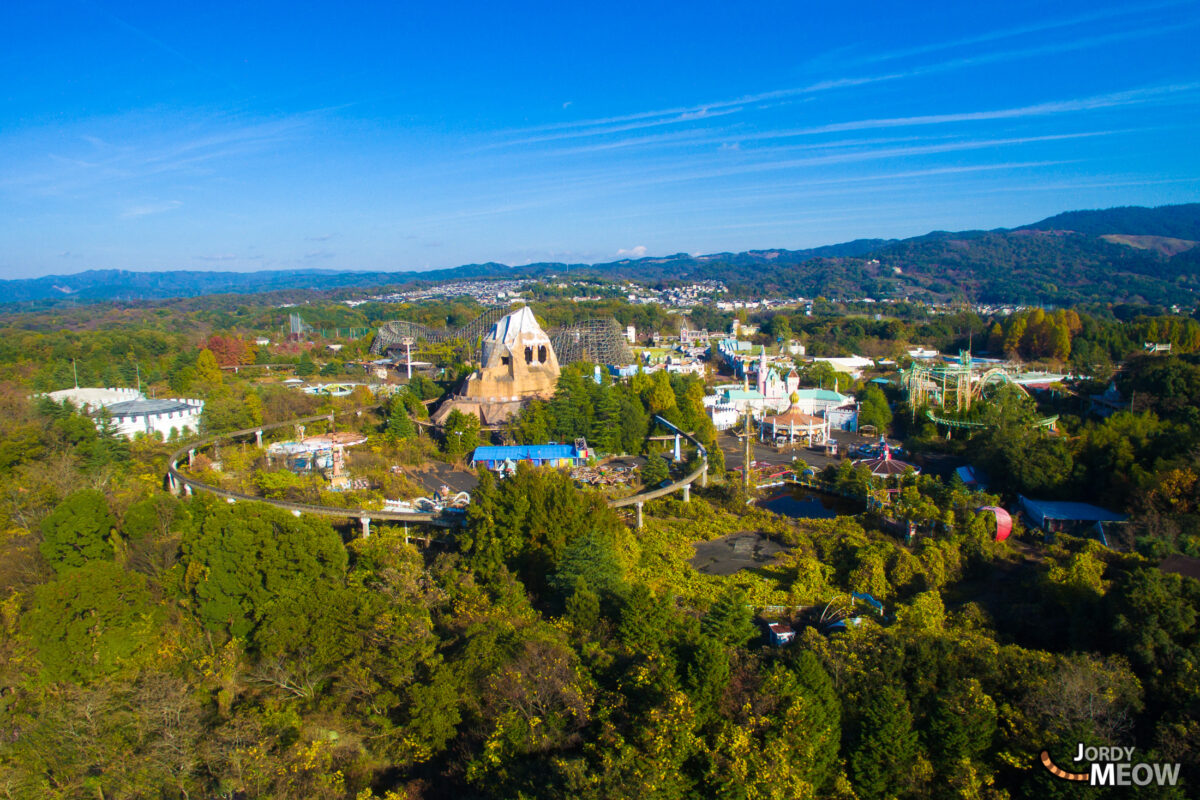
top-left (673, 434), bottom-right (681, 462)
top-left (255, 429), bottom-right (263, 447)
top-left (682, 484), bottom-right (690, 503)
top-left (188, 449), bottom-right (195, 467)
top-left (360, 517), bottom-right (371, 538)
top-left (636, 501), bottom-right (643, 530)
top-left (701, 464), bottom-right (708, 488)
top-left (167, 474), bottom-right (179, 496)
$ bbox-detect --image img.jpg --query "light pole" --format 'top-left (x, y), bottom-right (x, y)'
top-left (401, 337), bottom-right (414, 380)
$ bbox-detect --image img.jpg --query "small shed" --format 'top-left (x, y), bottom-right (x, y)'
top-left (766, 622), bottom-right (795, 647)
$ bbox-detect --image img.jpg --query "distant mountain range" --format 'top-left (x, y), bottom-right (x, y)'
top-left (4, 203), bottom-right (1199, 307)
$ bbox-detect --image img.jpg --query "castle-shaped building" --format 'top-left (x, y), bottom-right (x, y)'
top-left (431, 306), bottom-right (561, 426)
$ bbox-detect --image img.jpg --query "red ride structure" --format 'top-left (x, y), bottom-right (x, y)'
top-left (978, 506), bottom-right (1012, 541)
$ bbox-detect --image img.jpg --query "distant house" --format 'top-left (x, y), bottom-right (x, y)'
top-left (609, 364), bottom-right (641, 378)
top-left (765, 622), bottom-right (795, 647)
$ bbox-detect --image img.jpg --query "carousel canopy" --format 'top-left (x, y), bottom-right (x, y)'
top-left (853, 444), bottom-right (919, 477)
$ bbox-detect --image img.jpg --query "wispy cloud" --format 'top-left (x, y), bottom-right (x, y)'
top-left (305, 233), bottom-right (337, 241)
top-left (85, 0), bottom-right (234, 89)
top-left (483, 107), bottom-right (746, 149)
top-left (121, 200), bottom-right (182, 218)
top-left (2, 113), bottom-right (309, 198)
top-left (892, 17), bottom-right (1200, 81)
top-left (745, 84), bottom-right (1200, 140)
top-left (616, 245), bottom-right (647, 258)
top-left (820, 0), bottom-right (1192, 71)
top-left (482, 9), bottom-right (1199, 151)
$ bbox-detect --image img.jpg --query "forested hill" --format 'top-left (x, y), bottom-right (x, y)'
top-left (1020, 203), bottom-right (1200, 239)
top-left (4, 203), bottom-right (1199, 306)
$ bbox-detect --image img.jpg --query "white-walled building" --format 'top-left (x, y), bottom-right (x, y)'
top-left (105, 398), bottom-right (204, 439)
top-left (43, 387), bottom-right (204, 439)
top-left (811, 355), bottom-right (874, 379)
top-left (709, 404), bottom-right (741, 431)
top-left (44, 387), bottom-right (142, 411)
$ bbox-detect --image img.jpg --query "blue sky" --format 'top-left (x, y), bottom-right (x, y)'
top-left (2, 0), bottom-right (1199, 278)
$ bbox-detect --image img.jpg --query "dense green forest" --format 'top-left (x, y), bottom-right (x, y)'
top-left (1, 292), bottom-right (1199, 798)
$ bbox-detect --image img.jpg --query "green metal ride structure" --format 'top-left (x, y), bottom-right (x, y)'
top-left (899, 352), bottom-right (1058, 431)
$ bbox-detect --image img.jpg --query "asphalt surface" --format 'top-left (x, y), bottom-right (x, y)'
top-left (400, 429), bottom-right (897, 498)
top-left (691, 532), bottom-right (791, 576)
top-left (718, 429), bottom-right (905, 473)
top-left (405, 461), bottom-right (480, 497)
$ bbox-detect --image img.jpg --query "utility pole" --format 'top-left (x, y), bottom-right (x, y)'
top-left (743, 405), bottom-right (753, 493)
top-left (72, 358), bottom-right (78, 389)
top-left (401, 337), bottom-right (414, 380)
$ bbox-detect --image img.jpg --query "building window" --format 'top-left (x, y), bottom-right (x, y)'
top-left (538, 345), bottom-right (547, 363)
top-left (525, 346), bottom-right (534, 364)
top-left (501, 355), bottom-right (511, 366)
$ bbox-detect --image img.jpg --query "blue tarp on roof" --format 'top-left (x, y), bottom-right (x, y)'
top-left (956, 465), bottom-right (990, 489)
top-left (471, 444), bottom-right (580, 463)
top-left (1019, 496), bottom-right (1128, 526)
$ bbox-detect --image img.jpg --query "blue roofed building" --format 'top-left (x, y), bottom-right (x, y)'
top-left (1018, 496), bottom-right (1128, 545)
top-left (470, 442), bottom-right (590, 472)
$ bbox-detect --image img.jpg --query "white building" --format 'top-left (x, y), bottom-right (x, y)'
top-left (663, 355), bottom-right (705, 376)
top-left (44, 387), bottom-right (142, 411)
top-left (709, 404), bottom-right (740, 431)
top-left (43, 387), bottom-right (205, 439)
top-left (811, 356), bottom-right (874, 379)
top-left (105, 398), bottom-right (204, 439)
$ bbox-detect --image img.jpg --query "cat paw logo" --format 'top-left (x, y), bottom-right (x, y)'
top-left (1040, 745), bottom-right (1182, 787)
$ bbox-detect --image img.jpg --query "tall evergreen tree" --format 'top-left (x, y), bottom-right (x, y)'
top-left (700, 587), bottom-right (757, 647)
top-left (850, 684), bottom-right (920, 800)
